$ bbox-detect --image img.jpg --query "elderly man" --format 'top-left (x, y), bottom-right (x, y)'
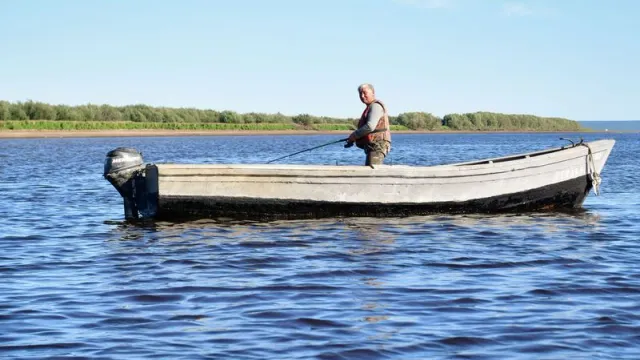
top-left (345, 83), bottom-right (392, 166)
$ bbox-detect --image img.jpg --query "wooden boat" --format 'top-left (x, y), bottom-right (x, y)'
top-left (103, 138), bottom-right (615, 221)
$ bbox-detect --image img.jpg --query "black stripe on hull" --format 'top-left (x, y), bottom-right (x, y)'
top-left (153, 175), bottom-right (593, 221)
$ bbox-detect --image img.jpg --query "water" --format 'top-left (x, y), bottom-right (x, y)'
top-left (1, 132), bottom-right (639, 359)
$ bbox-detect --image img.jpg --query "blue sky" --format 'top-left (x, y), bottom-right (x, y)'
top-left (1, 0), bottom-right (638, 120)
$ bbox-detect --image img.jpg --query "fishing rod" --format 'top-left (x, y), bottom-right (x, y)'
top-left (265, 137), bottom-right (349, 164)
top-left (265, 128), bottom-right (388, 164)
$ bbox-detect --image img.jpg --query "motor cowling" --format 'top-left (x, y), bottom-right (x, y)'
top-left (104, 147), bottom-right (145, 220)
top-left (104, 147), bottom-right (143, 177)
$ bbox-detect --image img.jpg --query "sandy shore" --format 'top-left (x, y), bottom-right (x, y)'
top-left (0, 129), bottom-right (608, 139)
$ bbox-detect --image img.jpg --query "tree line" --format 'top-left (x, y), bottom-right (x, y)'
top-left (0, 100), bottom-right (586, 131)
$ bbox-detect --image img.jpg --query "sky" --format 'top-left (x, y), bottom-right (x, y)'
top-left (0, 0), bottom-right (638, 120)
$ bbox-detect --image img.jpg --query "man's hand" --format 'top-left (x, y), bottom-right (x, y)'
top-left (344, 132), bottom-right (357, 148)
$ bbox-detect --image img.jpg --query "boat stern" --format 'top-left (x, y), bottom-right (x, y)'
top-left (103, 147), bottom-right (158, 220)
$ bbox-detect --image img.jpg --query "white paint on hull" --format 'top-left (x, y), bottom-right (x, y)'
top-left (151, 140), bottom-right (615, 204)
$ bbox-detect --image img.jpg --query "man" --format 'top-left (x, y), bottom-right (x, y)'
top-left (345, 83), bottom-right (391, 166)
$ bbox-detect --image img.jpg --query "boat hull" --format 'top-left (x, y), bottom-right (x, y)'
top-left (154, 175), bottom-right (591, 220)
top-left (104, 139), bottom-right (615, 221)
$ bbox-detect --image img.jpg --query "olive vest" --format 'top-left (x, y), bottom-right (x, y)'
top-left (355, 99), bottom-right (391, 150)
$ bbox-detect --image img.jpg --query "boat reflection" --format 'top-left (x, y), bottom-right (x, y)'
top-left (106, 210), bottom-right (604, 242)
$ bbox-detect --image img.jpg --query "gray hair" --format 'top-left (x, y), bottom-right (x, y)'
top-left (357, 83), bottom-right (375, 93)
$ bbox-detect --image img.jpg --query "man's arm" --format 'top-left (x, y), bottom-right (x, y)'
top-left (351, 102), bottom-right (384, 139)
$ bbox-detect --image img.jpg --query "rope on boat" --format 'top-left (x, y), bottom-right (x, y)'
top-left (580, 143), bottom-right (601, 196)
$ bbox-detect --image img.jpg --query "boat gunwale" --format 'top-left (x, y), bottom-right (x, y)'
top-left (151, 139), bottom-right (614, 173)
top-left (151, 140), bottom-right (614, 180)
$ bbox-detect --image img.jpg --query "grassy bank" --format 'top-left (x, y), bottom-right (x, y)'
top-left (0, 120), bottom-right (297, 131)
top-left (0, 120), bottom-right (410, 132)
top-left (0, 100), bottom-right (588, 132)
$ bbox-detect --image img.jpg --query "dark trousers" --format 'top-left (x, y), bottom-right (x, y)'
top-left (365, 148), bottom-right (386, 166)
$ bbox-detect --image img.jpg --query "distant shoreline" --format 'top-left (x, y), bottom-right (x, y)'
top-left (0, 128), bottom-right (626, 139)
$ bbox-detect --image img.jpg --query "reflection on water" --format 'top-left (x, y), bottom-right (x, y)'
top-left (117, 211), bottom-right (604, 231)
top-left (113, 212), bottom-right (605, 245)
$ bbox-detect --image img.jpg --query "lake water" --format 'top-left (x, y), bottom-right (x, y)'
top-left (1, 132), bottom-right (639, 359)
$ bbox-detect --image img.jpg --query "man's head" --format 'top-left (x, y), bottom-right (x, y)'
top-left (358, 83), bottom-right (375, 105)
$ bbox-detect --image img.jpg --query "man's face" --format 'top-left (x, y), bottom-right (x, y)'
top-left (359, 87), bottom-right (374, 104)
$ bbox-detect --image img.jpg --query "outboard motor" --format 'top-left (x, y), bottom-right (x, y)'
top-left (104, 147), bottom-right (144, 220)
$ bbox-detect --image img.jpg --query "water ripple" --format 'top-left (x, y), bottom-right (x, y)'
top-left (1, 133), bottom-right (640, 359)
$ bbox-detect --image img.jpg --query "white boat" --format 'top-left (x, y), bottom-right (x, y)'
top-left (103, 138), bottom-right (615, 220)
